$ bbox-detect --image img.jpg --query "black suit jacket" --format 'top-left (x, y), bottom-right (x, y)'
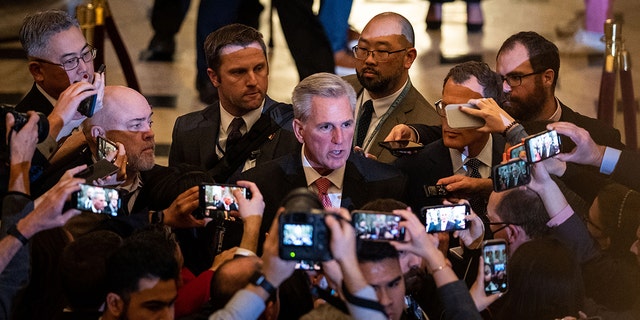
top-left (238, 152), bottom-right (407, 248)
top-left (169, 96), bottom-right (299, 182)
top-left (559, 101), bottom-right (624, 149)
top-left (14, 83), bottom-right (54, 114)
top-left (394, 134), bottom-right (505, 211)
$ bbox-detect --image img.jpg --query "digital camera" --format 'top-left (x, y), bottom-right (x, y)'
top-left (278, 188), bottom-right (332, 262)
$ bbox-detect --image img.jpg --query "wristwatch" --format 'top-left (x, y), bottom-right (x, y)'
top-left (250, 272), bottom-right (277, 297)
top-left (150, 210), bottom-right (164, 224)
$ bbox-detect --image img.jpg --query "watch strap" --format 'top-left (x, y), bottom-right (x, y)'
top-left (7, 224), bottom-right (29, 246)
top-left (251, 272), bottom-right (277, 297)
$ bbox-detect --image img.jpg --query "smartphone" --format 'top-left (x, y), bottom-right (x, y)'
top-left (378, 140), bottom-right (424, 152)
top-left (424, 184), bottom-right (449, 198)
top-left (74, 159), bottom-right (119, 184)
top-left (524, 129), bottom-right (561, 163)
top-left (77, 64), bottom-right (106, 117)
top-left (352, 211), bottom-right (405, 241)
top-left (97, 136), bottom-right (118, 161)
top-left (198, 183), bottom-right (252, 219)
top-left (482, 239), bottom-right (508, 295)
top-left (492, 159), bottom-right (531, 192)
top-left (70, 183), bottom-right (120, 216)
top-left (422, 204), bottom-right (470, 233)
top-left (506, 142), bottom-right (525, 160)
top-left (445, 103), bottom-right (485, 129)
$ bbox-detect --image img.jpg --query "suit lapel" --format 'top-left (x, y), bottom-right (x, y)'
top-left (199, 103), bottom-right (222, 169)
top-left (340, 155), bottom-right (366, 211)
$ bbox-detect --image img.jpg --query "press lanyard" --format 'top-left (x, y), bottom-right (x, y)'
top-left (355, 80), bottom-right (413, 151)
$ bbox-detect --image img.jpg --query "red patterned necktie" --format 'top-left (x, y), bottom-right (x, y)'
top-left (315, 177), bottom-right (333, 209)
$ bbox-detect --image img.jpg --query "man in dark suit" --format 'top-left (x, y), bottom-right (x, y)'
top-left (496, 31), bottom-right (624, 149)
top-left (345, 12), bottom-right (440, 164)
top-left (238, 72), bottom-right (406, 245)
top-left (169, 23), bottom-right (298, 183)
top-left (394, 61), bottom-right (506, 213)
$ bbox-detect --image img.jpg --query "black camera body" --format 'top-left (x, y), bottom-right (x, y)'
top-left (1, 105), bottom-right (49, 143)
top-left (278, 188), bottom-right (332, 262)
top-left (279, 211), bottom-right (332, 261)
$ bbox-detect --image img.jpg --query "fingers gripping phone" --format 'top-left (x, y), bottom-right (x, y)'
top-left (198, 183), bottom-right (252, 219)
top-left (352, 211), bottom-right (405, 241)
top-left (77, 64), bottom-right (105, 117)
top-left (422, 204), bottom-right (470, 233)
top-left (482, 239), bottom-right (508, 295)
top-left (70, 183), bottom-right (121, 216)
top-left (492, 159), bottom-right (531, 192)
top-left (97, 136), bottom-right (117, 161)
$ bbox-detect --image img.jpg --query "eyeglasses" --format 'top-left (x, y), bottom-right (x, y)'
top-left (352, 45), bottom-right (408, 62)
top-left (434, 99), bottom-right (446, 117)
top-left (31, 46), bottom-right (97, 71)
top-left (501, 71), bottom-right (542, 87)
top-left (488, 221), bottom-right (520, 234)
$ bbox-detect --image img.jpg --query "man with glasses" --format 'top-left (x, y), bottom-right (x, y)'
top-left (394, 61), bottom-right (505, 216)
top-left (496, 31), bottom-right (623, 149)
top-left (16, 10), bottom-right (103, 142)
top-left (344, 12), bottom-right (439, 163)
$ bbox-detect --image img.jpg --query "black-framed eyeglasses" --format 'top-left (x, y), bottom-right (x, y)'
top-left (434, 99), bottom-right (446, 117)
top-left (352, 45), bottom-right (408, 62)
top-left (31, 46), bottom-right (97, 71)
top-left (501, 71), bottom-right (542, 87)
top-left (488, 221), bottom-right (520, 234)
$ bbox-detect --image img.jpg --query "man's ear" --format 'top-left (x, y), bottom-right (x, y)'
top-left (28, 62), bottom-right (45, 83)
top-left (207, 68), bottom-right (220, 88)
top-left (403, 48), bottom-right (418, 69)
top-left (541, 68), bottom-right (555, 88)
top-left (105, 293), bottom-right (125, 318)
top-left (91, 126), bottom-right (106, 140)
top-left (292, 119), bottom-right (305, 144)
top-left (506, 224), bottom-right (524, 245)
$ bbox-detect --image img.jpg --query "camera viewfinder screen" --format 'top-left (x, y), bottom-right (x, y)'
top-left (282, 224), bottom-right (314, 246)
top-left (353, 213), bottom-right (402, 240)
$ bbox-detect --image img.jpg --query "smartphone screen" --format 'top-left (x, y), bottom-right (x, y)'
top-left (422, 204), bottom-right (469, 233)
top-left (97, 136), bottom-right (118, 161)
top-left (483, 239), bottom-right (508, 295)
top-left (199, 183), bottom-right (251, 218)
top-left (352, 211), bottom-right (405, 241)
top-left (492, 159), bottom-right (531, 192)
top-left (524, 129), bottom-right (561, 163)
top-left (72, 184), bottom-right (120, 216)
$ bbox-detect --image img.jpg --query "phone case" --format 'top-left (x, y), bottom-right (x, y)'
top-left (445, 104), bottom-right (484, 129)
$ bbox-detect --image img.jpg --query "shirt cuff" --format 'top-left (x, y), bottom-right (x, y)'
top-left (546, 204), bottom-right (574, 227)
top-left (599, 147), bottom-right (621, 175)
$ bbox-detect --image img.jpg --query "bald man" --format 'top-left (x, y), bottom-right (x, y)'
top-left (343, 12), bottom-right (440, 163)
top-left (36, 86), bottom-right (203, 237)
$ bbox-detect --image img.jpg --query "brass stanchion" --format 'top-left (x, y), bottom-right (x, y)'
top-left (597, 19), bottom-right (637, 149)
top-left (76, 0), bottom-right (140, 92)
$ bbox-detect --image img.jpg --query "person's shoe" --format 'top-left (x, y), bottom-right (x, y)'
top-left (557, 28), bottom-right (605, 54)
top-left (139, 36), bottom-right (175, 62)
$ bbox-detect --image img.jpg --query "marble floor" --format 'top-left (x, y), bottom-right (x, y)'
top-left (1, 0), bottom-right (639, 165)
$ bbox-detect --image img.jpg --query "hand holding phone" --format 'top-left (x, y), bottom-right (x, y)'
top-left (97, 136), bottom-right (118, 161)
top-left (524, 129), bottom-right (561, 163)
top-left (198, 183), bottom-right (252, 219)
top-left (74, 159), bottom-right (119, 184)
